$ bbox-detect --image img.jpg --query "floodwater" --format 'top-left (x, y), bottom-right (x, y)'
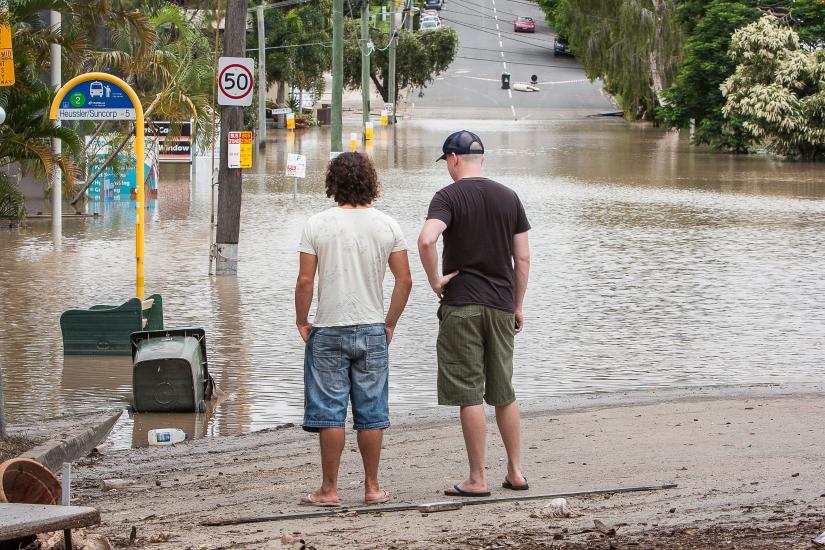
top-left (1, 119), bottom-right (824, 449)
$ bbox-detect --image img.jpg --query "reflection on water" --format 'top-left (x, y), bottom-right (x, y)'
top-left (2, 120), bottom-right (825, 449)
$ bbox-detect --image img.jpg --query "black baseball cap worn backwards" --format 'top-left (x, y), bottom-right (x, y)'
top-left (436, 130), bottom-right (485, 161)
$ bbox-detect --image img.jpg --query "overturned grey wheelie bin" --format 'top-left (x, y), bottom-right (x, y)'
top-left (130, 328), bottom-right (216, 413)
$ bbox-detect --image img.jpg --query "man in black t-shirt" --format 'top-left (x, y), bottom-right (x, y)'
top-left (418, 130), bottom-right (532, 497)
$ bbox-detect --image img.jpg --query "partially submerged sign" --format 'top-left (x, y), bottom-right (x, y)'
top-left (58, 78), bottom-right (136, 120)
top-left (286, 153), bottom-right (306, 178)
top-left (145, 121), bottom-right (193, 163)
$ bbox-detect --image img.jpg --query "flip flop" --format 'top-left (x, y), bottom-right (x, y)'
top-left (502, 476), bottom-right (529, 491)
top-left (444, 484), bottom-right (491, 497)
top-left (299, 493), bottom-right (341, 507)
top-left (364, 489), bottom-right (392, 505)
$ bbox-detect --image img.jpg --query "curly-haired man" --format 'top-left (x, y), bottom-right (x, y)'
top-left (295, 152), bottom-right (412, 507)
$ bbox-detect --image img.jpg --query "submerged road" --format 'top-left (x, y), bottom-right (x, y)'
top-left (412, 0), bottom-right (615, 118)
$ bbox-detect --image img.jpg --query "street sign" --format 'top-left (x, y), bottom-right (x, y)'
top-left (50, 72), bottom-right (148, 299)
top-left (0, 1), bottom-right (15, 87)
top-left (218, 57), bottom-right (254, 106)
top-left (57, 78), bottom-right (136, 120)
top-left (286, 153), bottom-right (306, 178)
top-left (270, 108), bottom-right (292, 116)
top-left (239, 131), bottom-right (252, 168)
top-left (227, 131), bottom-right (253, 169)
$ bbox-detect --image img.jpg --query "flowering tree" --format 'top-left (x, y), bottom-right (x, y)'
top-left (722, 16), bottom-right (825, 160)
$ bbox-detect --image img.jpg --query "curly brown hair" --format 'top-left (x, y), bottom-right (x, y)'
top-left (325, 152), bottom-right (381, 206)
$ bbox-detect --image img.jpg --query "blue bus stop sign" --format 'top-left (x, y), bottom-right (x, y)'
top-left (57, 78), bottom-right (136, 120)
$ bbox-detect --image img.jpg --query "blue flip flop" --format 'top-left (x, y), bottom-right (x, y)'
top-left (444, 484), bottom-right (491, 497)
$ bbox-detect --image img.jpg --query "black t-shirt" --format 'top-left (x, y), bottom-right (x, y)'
top-left (426, 177), bottom-right (531, 312)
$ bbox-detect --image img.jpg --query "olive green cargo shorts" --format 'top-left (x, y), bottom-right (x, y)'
top-left (436, 304), bottom-right (516, 406)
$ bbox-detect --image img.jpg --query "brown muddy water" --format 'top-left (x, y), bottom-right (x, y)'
top-left (1, 119), bottom-right (824, 449)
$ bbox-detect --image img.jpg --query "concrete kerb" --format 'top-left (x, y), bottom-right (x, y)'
top-left (20, 410), bottom-right (122, 472)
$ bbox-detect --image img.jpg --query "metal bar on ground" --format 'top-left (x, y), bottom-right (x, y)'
top-left (201, 483), bottom-right (678, 526)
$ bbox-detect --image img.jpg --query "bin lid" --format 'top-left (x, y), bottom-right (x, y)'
top-left (130, 328), bottom-right (209, 378)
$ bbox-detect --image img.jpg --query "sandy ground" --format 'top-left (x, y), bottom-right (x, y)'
top-left (67, 384), bottom-right (825, 549)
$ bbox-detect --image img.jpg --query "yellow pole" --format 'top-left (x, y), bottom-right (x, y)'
top-left (50, 72), bottom-right (146, 300)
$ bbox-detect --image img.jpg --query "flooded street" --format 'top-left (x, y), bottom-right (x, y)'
top-left (2, 120), bottom-right (824, 448)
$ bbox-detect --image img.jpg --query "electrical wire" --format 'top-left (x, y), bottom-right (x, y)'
top-left (454, 54), bottom-right (576, 69)
top-left (439, 14), bottom-right (555, 50)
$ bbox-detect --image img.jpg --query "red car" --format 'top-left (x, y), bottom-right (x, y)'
top-left (514, 16), bottom-right (535, 33)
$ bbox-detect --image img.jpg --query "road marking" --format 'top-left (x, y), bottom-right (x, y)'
top-left (511, 105), bottom-right (516, 119)
top-left (502, 62), bottom-right (507, 70)
top-left (508, 89), bottom-right (512, 99)
top-left (493, 7), bottom-right (497, 13)
top-left (496, 23), bottom-right (499, 30)
top-left (499, 40), bottom-right (503, 48)
top-left (500, 51), bottom-right (504, 57)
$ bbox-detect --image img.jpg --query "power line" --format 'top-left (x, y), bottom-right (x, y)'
top-left (439, 14), bottom-right (555, 50)
top-left (454, 54), bottom-right (581, 69)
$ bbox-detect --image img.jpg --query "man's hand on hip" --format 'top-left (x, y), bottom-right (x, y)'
top-left (430, 271), bottom-right (459, 298)
top-left (385, 325), bottom-right (395, 345)
top-left (514, 309), bottom-right (524, 335)
top-left (297, 322), bottom-right (313, 342)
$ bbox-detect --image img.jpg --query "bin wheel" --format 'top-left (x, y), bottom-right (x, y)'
top-left (198, 400), bottom-right (206, 413)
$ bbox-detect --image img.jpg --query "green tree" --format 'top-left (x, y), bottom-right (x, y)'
top-left (552, 0), bottom-right (683, 120)
top-left (254, 0), bottom-right (332, 100)
top-left (658, 1), bottom-right (760, 151)
top-left (722, 16), bottom-right (825, 159)
top-left (659, 0), bottom-right (825, 151)
top-left (343, 22), bottom-right (458, 103)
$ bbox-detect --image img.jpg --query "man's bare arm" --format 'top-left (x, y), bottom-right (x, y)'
top-left (384, 250), bottom-right (413, 344)
top-left (295, 252), bottom-right (318, 342)
top-left (513, 231), bottom-right (530, 335)
top-left (418, 218), bottom-right (458, 297)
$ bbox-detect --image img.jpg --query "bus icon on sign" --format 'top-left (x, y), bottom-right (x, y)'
top-left (89, 81), bottom-right (104, 98)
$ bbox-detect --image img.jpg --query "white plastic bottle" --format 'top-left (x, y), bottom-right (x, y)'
top-left (147, 428), bottom-right (188, 446)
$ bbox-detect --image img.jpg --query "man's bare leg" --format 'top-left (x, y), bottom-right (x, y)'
top-left (495, 401), bottom-right (526, 486)
top-left (308, 428), bottom-right (345, 503)
top-left (452, 404), bottom-right (489, 492)
top-left (357, 428), bottom-right (387, 501)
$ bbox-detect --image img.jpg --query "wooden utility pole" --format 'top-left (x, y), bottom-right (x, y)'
top-left (331, 0), bottom-right (344, 151)
top-left (360, 0), bottom-right (370, 129)
top-left (388, 0), bottom-right (396, 125)
top-left (215, 0), bottom-right (247, 276)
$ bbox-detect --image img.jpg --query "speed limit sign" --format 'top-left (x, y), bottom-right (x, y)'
top-left (218, 57), bottom-right (255, 106)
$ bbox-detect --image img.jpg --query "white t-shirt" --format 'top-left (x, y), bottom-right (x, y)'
top-left (298, 207), bottom-right (407, 327)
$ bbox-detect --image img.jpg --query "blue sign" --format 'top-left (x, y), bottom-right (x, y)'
top-left (57, 79), bottom-right (136, 120)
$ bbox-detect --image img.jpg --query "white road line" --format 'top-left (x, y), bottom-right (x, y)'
top-left (502, 62), bottom-right (507, 70)
top-left (500, 51), bottom-right (504, 57)
top-left (493, 7), bottom-right (497, 13)
top-left (508, 89), bottom-right (512, 99)
top-left (496, 23), bottom-right (499, 30)
top-left (511, 105), bottom-right (516, 119)
top-left (499, 40), bottom-right (503, 48)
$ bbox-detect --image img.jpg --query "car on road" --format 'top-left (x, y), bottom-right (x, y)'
top-left (421, 13), bottom-right (442, 26)
top-left (513, 16), bottom-right (535, 33)
top-left (420, 19), bottom-right (439, 31)
top-left (424, 0), bottom-right (443, 11)
top-left (554, 36), bottom-right (572, 56)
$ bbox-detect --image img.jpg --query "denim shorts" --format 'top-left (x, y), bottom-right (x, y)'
top-left (303, 323), bottom-right (390, 432)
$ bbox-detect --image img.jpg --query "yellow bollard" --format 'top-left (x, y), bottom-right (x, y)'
top-left (286, 112), bottom-right (295, 130)
top-left (364, 121), bottom-right (374, 141)
top-left (350, 132), bottom-right (358, 151)
top-left (380, 111), bottom-right (388, 126)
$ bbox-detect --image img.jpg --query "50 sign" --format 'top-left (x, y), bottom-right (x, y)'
top-left (217, 57), bottom-right (255, 106)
